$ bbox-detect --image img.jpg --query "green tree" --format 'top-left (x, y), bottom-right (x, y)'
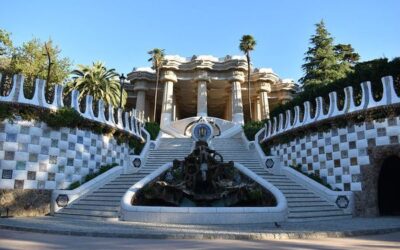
top-left (0, 29), bottom-right (13, 57)
top-left (299, 20), bottom-right (359, 90)
top-left (0, 29), bottom-right (15, 94)
top-left (148, 48), bottom-right (165, 122)
top-left (66, 61), bottom-right (127, 108)
top-left (11, 38), bottom-right (71, 86)
top-left (239, 35), bottom-right (256, 121)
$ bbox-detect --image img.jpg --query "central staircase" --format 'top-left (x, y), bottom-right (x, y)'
top-left (55, 138), bottom-right (193, 220)
top-left (211, 138), bottom-right (351, 221)
top-left (56, 136), bottom-right (350, 222)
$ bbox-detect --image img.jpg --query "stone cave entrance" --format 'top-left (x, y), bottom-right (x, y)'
top-left (378, 155), bottom-right (400, 216)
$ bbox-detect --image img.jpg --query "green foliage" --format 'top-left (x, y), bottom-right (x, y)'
top-left (44, 107), bottom-right (84, 129)
top-left (68, 181), bottom-right (81, 190)
top-left (68, 163), bottom-right (118, 190)
top-left (0, 103), bottom-right (143, 153)
top-left (289, 164), bottom-right (333, 190)
top-left (265, 103), bottom-right (400, 147)
top-left (271, 57), bottom-right (400, 118)
top-left (145, 122), bottom-right (160, 140)
top-left (0, 28), bottom-right (71, 97)
top-left (65, 61), bottom-right (126, 108)
top-left (0, 29), bottom-right (13, 57)
top-left (300, 20), bottom-right (359, 90)
top-left (243, 120), bottom-right (264, 141)
top-left (10, 38), bottom-right (71, 87)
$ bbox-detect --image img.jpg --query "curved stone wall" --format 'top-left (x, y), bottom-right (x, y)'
top-left (0, 120), bottom-right (131, 190)
top-left (270, 117), bottom-right (400, 192)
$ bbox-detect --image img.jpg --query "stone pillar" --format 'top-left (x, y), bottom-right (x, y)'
top-left (195, 70), bottom-right (209, 117)
top-left (224, 94), bottom-right (232, 121)
top-left (229, 71), bottom-right (245, 125)
top-left (252, 99), bottom-right (260, 121)
top-left (133, 81), bottom-right (147, 116)
top-left (259, 81), bottom-right (271, 120)
top-left (160, 70), bottom-right (177, 128)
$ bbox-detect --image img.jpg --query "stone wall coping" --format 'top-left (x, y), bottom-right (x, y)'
top-left (260, 76), bottom-right (400, 142)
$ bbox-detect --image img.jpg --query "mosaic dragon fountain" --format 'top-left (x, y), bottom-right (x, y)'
top-left (132, 119), bottom-right (276, 207)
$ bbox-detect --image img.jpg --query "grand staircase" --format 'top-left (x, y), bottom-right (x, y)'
top-left (212, 138), bottom-right (352, 221)
top-left (55, 138), bottom-right (193, 220)
top-left (56, 136), bottom-right (350, 222)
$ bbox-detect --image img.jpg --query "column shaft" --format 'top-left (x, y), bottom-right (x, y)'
top-left (231, 80), bottom-right (244, 124)
top-left (136, 90), bottom-right (146, 114)
top-left (197, 80), bottom-right (208, 117)
top-left (160, 80), bottom-right (174, 127)
top-left (259, 91), bottom-right (270, 119)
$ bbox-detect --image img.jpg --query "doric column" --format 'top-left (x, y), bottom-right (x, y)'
top-left (259, 81), bottom-right (271, 120)
top-left (229, 70), bottom-right (245, 125)
top-left (133, 81), bottom-right (147, 115)
top-left (160, 70), bottom-right (177, 128)
top-left (195, 70), bottom-right (209, 117)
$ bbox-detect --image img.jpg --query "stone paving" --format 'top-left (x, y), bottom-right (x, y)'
top-left (0, 216), bottom-right (400, 240)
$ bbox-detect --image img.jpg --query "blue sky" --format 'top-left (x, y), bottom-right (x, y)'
top-left (1, 0), bottom-right (399, 81)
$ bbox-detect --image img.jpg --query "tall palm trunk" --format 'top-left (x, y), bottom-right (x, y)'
top-left (246, 53), bottom-right (252, 121)
top-left (153, 67), bottom-right (160, 122)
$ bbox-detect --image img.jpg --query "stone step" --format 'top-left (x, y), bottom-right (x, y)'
top-left (286, 197), bottom-right (326, 202)
top-left (96, 188), bottom-right (129, 192)
top-left (72, 200), bottom-right (120, 206)
top-left (287, 201), bottom-right (333, 207)
top-left (54, 213), bottom-right (118, 221)
top-left (80, 196), bottom-right (121, 202)
top-left (56, 208), bottom-right (117, 218)
top-left (68, 204), bottom-right (119, 211)
top-left (288, 209), bottom-right (347, 218)
top-left (288, 206), bottom-right (338, 212)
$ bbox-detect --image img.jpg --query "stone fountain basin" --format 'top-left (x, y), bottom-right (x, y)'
top-left (120, 163), bottom-right (288, 224)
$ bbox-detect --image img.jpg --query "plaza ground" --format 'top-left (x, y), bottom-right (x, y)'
top-left (1, 228), bottom-right (400, 250)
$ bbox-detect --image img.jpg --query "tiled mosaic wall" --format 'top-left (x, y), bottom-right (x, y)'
top-left (0, 120), bottom-right (131, 190)
top-left (270, 117), bottom-right (400, 192)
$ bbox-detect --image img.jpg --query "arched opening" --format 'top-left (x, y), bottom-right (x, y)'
top-left (378, 155), bottom-right (400, 216)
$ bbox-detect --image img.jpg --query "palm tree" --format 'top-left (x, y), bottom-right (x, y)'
top-left (66, 61), bottom-right (126, 108)
top-left (148, 48), bottom-right (165, 122)
top-left (239, 35), bottom-right (256, 121)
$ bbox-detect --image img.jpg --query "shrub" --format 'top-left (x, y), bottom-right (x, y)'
top-left (243, 121), bottom-right (264, 141)
top-left (68, 181), bottom-right (81, 190)
top-left (68, 163), bottom-right (118, 190)
top-left (289, 164), bottom-right (333, 190)
top-left (145, 122), bottom-right (160, 140)
top-left (44, 107), bottom-right (84, 128)
top-left (0, 102), bottom-right (144, 152)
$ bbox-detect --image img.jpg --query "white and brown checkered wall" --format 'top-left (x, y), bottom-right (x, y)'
top-left (0, 120), bottom-right (131, 190)
top-left (270, 117), bottom-right (400, 192)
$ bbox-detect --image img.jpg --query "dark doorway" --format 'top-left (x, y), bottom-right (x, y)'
top-left (378, 155), bottom-right (400, 215)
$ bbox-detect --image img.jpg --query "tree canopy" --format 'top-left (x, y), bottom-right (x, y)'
top-left (65, 61), bottom-right (127, 108)
top-left (300, 20), bottom-right (359, 90)
top-left (0, 28), bottom-right (71, 95)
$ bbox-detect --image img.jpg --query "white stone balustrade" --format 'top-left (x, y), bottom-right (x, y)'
top-left (0, 74), bottom-right (145, 141)
top-left (261, 76), bottom-right (400, 142)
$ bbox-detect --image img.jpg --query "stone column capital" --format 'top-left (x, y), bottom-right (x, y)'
top-left (258, 81), bottom-right (272, 93)
top-left (133, 81), bottom-right (149, 92)
top-left (160, 70), bottom-right (178, 83)
top-left (228, 70), bottom-right (245, 83)
top-left (195, 70), bottom-right (211, 83)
